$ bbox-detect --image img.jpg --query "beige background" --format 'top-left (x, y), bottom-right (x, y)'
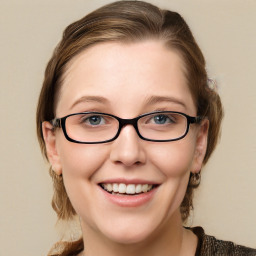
top-left (0, 0), bottom-right (255, 255)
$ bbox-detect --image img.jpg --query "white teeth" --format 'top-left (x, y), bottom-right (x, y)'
top-left (101, 183), bottom-right (154, 194)
top-left (118, 183), bottom-right (126, 194)
top-left (142, 184), bottom-right (148, 192)
top-left (126, 184), bottom-right (136, 194)
top-left (135, 184), bottom-right (142, 193)
top-left (106, 183), bottom-right (113, 192)
top-left (113, 183), bottom-right (119, 192)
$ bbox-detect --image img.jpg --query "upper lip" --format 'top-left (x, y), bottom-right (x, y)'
top-left (98, 178), bottom-right (160, 185)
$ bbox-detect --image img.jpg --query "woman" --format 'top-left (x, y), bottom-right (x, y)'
top-left (36, 1), bottom-right (256, 255)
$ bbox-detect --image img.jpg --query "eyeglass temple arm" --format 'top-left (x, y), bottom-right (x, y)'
top-left (195, 116), bottom-right (204, 123)
top-left (188, 116), bottom-right (204, 124)
top-left (50, 118), bottom-right (61, 128)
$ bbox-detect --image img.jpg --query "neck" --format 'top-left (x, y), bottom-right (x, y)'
top-left (79, 211), bottom-right (197, 256)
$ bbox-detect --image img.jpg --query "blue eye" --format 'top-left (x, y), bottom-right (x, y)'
top-left (153, 114), bottom-right (172, 124)
top-left (88, 116), bottom-right (103, 125)
top-left (81, 115), bottom-right (105, 126)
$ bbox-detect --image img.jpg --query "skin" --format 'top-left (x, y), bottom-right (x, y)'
top-left (43, 40), bottom-right (209, 256)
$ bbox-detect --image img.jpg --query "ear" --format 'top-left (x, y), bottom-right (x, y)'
top-left (191, 119), bottom-right (209, 174)
top-left (42, 121), bottom-right (62, 175)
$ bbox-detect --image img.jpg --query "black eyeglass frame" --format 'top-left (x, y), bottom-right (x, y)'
top-left (50, 111), bottom-right (203, 144)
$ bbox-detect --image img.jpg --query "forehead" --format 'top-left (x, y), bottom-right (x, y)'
top-left (57, 40), bottom-right (195, 116)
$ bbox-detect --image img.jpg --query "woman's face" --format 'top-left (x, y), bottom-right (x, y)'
top-left (43, 40), bottom-right (208, 244)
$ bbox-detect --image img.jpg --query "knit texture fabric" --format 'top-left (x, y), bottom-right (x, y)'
top-left (191, 226), bottom-right (256, 256)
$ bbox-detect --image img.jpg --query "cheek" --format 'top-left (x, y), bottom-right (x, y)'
top-left (147, 139), bottom-right (196, 177)
top-left (57, 138), bottom-right (109, 178)
top-left (56, 140), bottom-right (110, 215)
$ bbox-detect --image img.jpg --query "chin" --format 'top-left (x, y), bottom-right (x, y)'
top-left (93, 213), bottom-right (165, 245)
top-left (103, 226), bottom-right (154, 245)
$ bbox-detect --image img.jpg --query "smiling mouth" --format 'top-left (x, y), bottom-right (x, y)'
top-left (99, 183), bottom-right (158, 195)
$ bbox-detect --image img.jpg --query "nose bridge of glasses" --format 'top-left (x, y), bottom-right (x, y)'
top-left (118, 117), bottom-right (139, 131)
top-left (115, 117), bottom-right (142, 141)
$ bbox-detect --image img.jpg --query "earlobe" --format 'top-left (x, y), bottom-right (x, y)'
top-left (191, 119), bottom-right (209, 174)
top-left (42, 121), bottom-right (62, 175)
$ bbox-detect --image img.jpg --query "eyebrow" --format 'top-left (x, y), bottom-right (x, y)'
top-left (70, 96), bottom-right (109, 109)
top-left (70, 95), bottom-right (186, 110)
top-left (144, 96), bottom-right (187, 108)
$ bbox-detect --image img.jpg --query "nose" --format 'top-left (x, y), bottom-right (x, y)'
top-left (110, 124), bottom-right (146, 167)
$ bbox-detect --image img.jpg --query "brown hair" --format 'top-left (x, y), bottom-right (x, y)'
top-left (36, 1), bottom-right (223, 254)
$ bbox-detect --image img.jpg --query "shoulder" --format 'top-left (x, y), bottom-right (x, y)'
top-left (189, 226), bottom-right (256, 256)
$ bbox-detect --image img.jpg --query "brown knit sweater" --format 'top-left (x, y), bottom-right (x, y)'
top-left (191, 226), bottom-right (256, 256)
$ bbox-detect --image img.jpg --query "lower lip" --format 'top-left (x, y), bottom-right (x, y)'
top-left (99, 186), bottom-right (158, 207)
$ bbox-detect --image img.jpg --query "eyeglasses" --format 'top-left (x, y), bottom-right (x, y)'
top-left (50, 111), bottom-right (203, 144)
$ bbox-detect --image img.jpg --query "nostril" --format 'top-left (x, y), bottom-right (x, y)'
top-left (114, 159), bottom-right (142, 167)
